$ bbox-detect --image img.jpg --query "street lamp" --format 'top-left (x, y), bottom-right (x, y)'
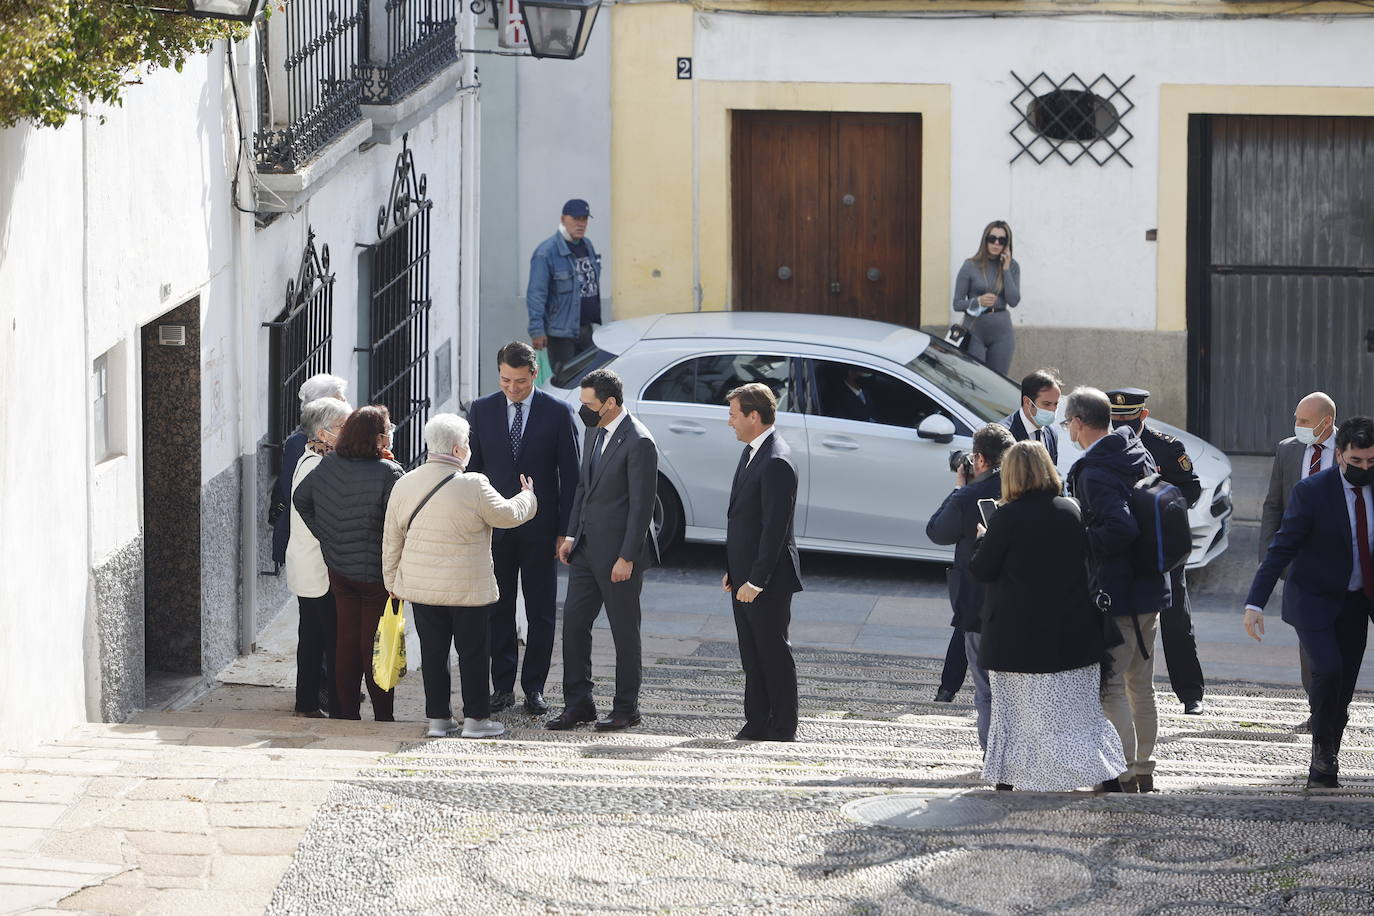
top-left (519, 0), bottom-right (602, 60)
top-left (184, 0), bottom-right (267, 22)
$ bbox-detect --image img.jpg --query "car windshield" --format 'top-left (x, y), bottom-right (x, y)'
top-left (549, 346), bottom-right (616, 389)
top-left (905, 338), bottom-right (1021, 423)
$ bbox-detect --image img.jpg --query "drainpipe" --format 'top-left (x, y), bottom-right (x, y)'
top-left (232, 34), bottom-right (259, 657)
top-left (457, 10), bottom-right (481, 409)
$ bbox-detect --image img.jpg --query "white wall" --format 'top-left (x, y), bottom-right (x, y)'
top-left (696, 13), bottom-right (1374, 330)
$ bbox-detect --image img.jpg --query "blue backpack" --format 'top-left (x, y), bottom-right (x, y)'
top-left (1129, 473), bottom-right (1192, 575)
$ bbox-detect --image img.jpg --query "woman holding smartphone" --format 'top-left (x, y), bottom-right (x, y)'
top-left (953, 220), bottom-right (1020, 375)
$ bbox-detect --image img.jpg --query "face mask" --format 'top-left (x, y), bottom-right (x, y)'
top-left (1112, 419), bottom-right (1143, 436)
top-left (1343, 464), bottom-right (1374, 488)
top-left (1294, 425), bottom-right (1318, 446)
top-left (578, 404), bottom-right (603, 428)
top-left (1034, 407), bottom-right (1055, 428)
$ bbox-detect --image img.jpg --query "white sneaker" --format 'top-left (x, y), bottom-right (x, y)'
top-left (426, 717), bottom-right (460, 737)
top-left (461, 717), bottom-right (505, 739)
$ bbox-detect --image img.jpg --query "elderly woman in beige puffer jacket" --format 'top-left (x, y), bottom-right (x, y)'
top-left (383, 413), bottom-right (536, 740)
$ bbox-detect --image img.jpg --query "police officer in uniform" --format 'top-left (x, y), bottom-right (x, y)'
top-left (1107, 388), bottom-right (1206, 715)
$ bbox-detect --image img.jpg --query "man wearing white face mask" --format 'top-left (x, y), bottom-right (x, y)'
top-left (1002, 369), bottom-right (1061, 467)
top-left (1260, 391), bottom-right (1337, 732)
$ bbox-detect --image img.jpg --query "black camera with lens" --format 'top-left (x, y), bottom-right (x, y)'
top-left (949, 449), bottom-right (974, 478)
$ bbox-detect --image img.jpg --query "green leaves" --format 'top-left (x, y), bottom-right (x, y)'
top-left (0, 0), bottom-right (247, 128)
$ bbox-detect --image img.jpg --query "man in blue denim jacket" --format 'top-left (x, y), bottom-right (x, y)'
top-left (528, 199), bottom-right (602, 378)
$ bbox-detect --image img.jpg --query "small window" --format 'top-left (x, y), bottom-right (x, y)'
top-left (92, 342), bottom-right (127, 462)
top-left (1028, 90), bottom-right (1120, 143)
top-left (812, 360), bottom-right (966, 433)
top-left (644, 354), bottom-right (793, 412)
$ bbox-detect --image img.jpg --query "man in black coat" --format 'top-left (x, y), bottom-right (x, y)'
top-left (1001, 368), bottom-right (1061, 467)
top-left (1065, 386), bottom-right (1168, 793)
top-left (722, 383), bottom-right (803, 741)
top-left (467, 342), bottom-right (581, 716)
top-left (547, 368), bottom-right (660, 732)
top-left (1108, 387), bottom-right (1206, 715)
top-left (926, 423), bottom-right (1015, 750)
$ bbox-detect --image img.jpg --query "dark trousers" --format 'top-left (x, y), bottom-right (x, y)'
top-left (733, 591), bottom-right (799, 738)
top-left (561, 543), bottom-right (642, 715)
top-left (413, 603), bottom-right (491, 721)
top-left (295, 592), bottom-right (338, 715)
top-left (1294, 590), bottom-right (1372, 746)
top-left (938, 627), bottom-right (968, 694)
top-left (546, 325), bottom-right (594, 378)
top-left (488, 525), bottom-right (558, 695)
top-left (327, 571), bottom-right (395, 721)
top-left (1159, 568), bottom-right (1205, 704)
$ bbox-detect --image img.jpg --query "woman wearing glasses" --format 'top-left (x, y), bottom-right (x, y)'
top-left (953, 220), bottom-right (1021, 375)
top-left (294, 405), bottom-right (405, 721)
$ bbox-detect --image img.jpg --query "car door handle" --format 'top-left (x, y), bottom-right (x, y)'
top-left (668, 423), bottom-right (706, 435)
top-left (820, 437), bottom-right (859, 450)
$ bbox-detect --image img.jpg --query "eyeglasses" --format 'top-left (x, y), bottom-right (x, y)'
top-left (986, 235), bottom-right (1008, 245)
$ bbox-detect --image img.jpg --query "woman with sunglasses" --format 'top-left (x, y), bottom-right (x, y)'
top-left (953, 221), bottom-right (1021, 375)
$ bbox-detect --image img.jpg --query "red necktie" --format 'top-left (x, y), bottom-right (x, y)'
top-left (1355, 486), bottom-right (1374, 601)
top-left (1309, 443), bottom-right (1324, 478)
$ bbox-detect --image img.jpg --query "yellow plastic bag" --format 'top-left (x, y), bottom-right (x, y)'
top-left (372, 598), bottom-right (408, 691)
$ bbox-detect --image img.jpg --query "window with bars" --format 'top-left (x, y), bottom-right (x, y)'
top-left (1010, 72), bottom-right (1135, 167)
top-left (267, 228), bottom-right (335, 460)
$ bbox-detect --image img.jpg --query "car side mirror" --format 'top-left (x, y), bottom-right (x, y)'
top-left (917, 414), bottom-right (956, 444)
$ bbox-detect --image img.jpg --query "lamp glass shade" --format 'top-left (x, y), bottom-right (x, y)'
top-left (519, 0), bottom-right (601, 60)
top-left (186, 0), bottom-right (266, 23)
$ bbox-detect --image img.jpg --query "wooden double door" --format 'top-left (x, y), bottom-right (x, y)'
top-left (732, 111), bottom-right (922, 327)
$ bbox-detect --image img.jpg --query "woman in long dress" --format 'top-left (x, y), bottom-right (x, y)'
top-left (970, 440), bottom-right (1127, 792)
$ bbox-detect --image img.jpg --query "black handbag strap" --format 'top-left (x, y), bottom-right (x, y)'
top-left (404, 472), bottom-right (458, 532)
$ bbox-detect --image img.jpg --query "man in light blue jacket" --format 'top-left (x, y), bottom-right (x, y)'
top-left (528, 199), bottom-right (602, 378)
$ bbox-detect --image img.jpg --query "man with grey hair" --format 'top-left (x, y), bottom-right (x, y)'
top-left (272, 373), bottom-right (351, 569)
top-left (1064, 386), bottom-right (1169, 793)
top-left (286, 396), bottom-right (353, 717)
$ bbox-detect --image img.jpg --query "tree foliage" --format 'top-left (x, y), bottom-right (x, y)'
top-left (0, 1), bottom-right (245, 129)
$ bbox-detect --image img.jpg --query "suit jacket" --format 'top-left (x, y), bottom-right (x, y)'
top-left (925, 469), bottom-right (1001, 631)
top-left (1260, 437), bottom-right (1307, 567)
top-left (1246, 467), bottom-right (1359, 628)
top-left (969, 492), bottom-right (1104, 673)
top-left (726, 432), bottom-right (803, 596)
top-left (1001, 410), bottom-right (1058, 467)
top-left (567, 412), bottom-right (660, 568)
top-left (467, 388), bottom-right (580, 538)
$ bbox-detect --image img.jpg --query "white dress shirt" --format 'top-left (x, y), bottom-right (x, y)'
top-left (591, 408), bottom-right (628, 456)
top-left (507, 393), bottom-right (532, 439)
top-left (1303, 438), bottom-right (1336, 477)
top-left (1021, 407), bottom-right (1047, 442)
top-left (745, 427), bottom-right (775, 466)
top-left (1345, 480), bottom-right (1374, 592)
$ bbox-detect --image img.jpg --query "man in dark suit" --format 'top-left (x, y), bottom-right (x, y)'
top-left (467, 342), bottom-right (580, 716)
top-left (1260, 392), bottom-right (1338, 733)
top-left (1107, 387), bottom-right (1206, 716)
top-left (547, 368), bottom-right (659, 732)
top-left (926, 423), bottom-right (1015, 749)
top-left (1001, 368), bottom-right (1060, 466)
top-left (721, 383), bottom-right (804, 742)
top-left (1244, 416), bottom-right (1374, 788)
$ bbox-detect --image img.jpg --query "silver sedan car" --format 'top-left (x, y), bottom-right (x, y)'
top-left (547, 312), bottom-right (1232, 569)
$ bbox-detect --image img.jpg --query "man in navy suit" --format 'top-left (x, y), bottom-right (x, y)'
top-left (467, 342), bottom-right (580, 716)
top-left (1244, 416), bottom-right (1374, 788)
top-left (1001, 368), bottom-right (1060, 466)
top-left (723, 383), bottom-right (803, 741)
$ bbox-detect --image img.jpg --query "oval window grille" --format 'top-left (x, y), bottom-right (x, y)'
top-left (1027, 89), bottom-right (1120, 143)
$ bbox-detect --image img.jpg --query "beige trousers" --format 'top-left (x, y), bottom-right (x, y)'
top-left (1101, 612), bottom-right (1160, 778)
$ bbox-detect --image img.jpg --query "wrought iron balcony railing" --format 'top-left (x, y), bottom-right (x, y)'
top-left (358, 0), bottom-right (458, 105)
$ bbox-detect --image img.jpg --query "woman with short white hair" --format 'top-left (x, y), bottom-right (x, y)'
top-left (271, 374), bottom-right (351, 569)
top-left (287, 397), bottom-right (353, 717)
top-left (383, 413), bottom-right (537, 738)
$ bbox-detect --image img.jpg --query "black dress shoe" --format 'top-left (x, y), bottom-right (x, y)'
top-left (545, 706), bottom-right (597, 730)
top-left (1095, 778), bottom-right (1124, 794)
top-left (734, 726), bottom-right (766, 741)
top-left (765, 730), bottom-right (796, 742)
top-left (1183, 699), bottom-right (1204, 715)
top-left (1307, 740), bottom-right (1340, 788)
top-left (995, 783), bottom-right (1013, 791)
top-left (933, 689), bottom-right (957, 703)
top-left (523, 691), bottom-right (550, 715)
top-left (1294, 716), bottom-right (1313, 734)
top-left (594, 710), bottom-right (642, 731)
top-left (490, 690), bottom-right (515, 712)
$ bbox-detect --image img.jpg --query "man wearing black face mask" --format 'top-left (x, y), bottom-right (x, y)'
top-left (1244, 416), bottom-right (1374, 789)
top-left (547, 368), bottom-right (660, 732)
top-left (1107, 388), bottom-right (1205, 716)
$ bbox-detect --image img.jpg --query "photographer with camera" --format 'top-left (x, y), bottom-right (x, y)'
top-left (926, 424), bottom-right (1015, 745)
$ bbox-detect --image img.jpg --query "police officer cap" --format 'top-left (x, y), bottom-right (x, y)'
top-left (1107, 387), bottom-right (1150, 418)
top-left (562, 199), bottom-right (592, 218)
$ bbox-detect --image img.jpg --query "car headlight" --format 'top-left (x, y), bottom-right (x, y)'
top-left (1215, 476), bottom-right (1232, 501)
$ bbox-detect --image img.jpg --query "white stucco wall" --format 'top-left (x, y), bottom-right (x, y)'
top-left (695, 13), bottom-right (1374, 331)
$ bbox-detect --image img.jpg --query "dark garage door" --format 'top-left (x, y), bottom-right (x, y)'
top-left (1188, 115), bottom-right (1374, 454)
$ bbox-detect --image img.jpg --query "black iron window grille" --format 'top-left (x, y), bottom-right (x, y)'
top-left (1010, 72), bottom-right (1135, 167)
top-left (266, 227), bottom-right (335, 454)
top-left (358, 0), bottom-right (458, 104)
top-left (255, 0), bottom-right (366, 173)
top-left (367, 135), bottom-right (432, 469)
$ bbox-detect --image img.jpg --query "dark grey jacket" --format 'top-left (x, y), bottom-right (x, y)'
top-left (293, 453), bottom-right (404, 583)
top-left (926, 469), bottom-right (1001, 632)
top-left (567, 413), bottom-right (660, 569)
